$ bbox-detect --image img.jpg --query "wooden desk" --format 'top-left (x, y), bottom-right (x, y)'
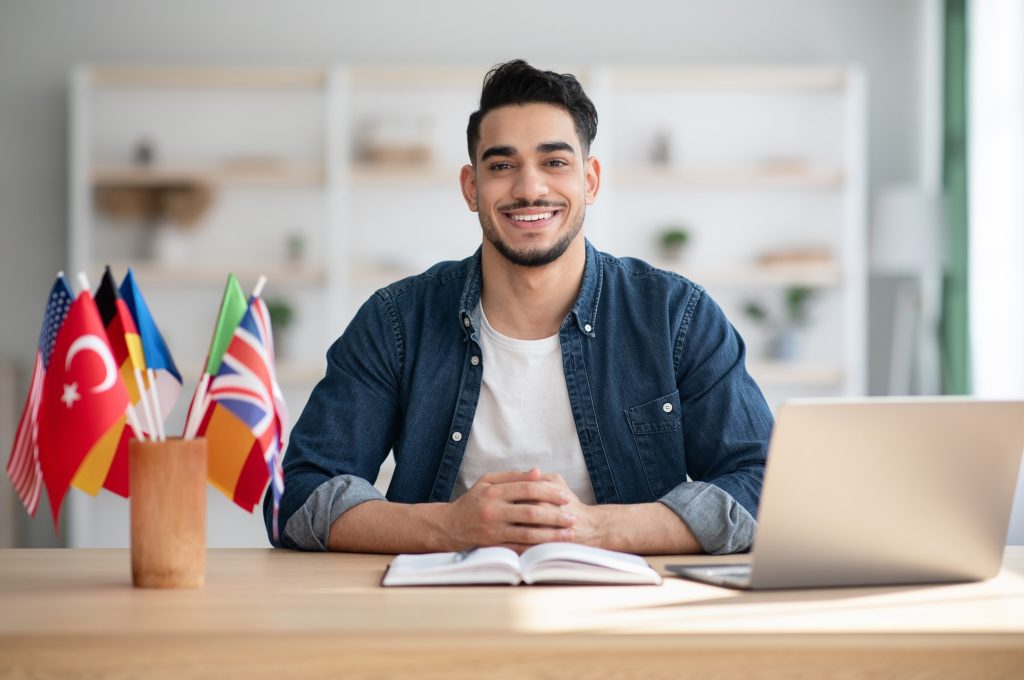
top-left (1, 548), bottom-right (1022, 679)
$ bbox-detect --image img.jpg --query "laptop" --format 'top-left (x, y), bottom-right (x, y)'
top-left (668, 398), bottom-right (1024, 590)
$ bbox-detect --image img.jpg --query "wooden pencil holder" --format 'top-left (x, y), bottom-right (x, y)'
top-left (130, 437), bottom-right (207, 588)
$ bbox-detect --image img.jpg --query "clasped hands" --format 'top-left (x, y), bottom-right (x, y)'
top-left (444, 468), bottom-right (598, 552)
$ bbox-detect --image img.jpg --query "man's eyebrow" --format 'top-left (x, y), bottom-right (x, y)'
top-left (538, 141), bottom-right (576, 155)
top-left (480, 145), bottom-right (516, 161)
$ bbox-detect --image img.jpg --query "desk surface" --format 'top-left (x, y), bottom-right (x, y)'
top-left (2, 547), bottom-right (1023, 679)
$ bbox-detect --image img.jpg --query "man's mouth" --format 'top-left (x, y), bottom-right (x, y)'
top-left (508, 211), bottom-right (555, 222)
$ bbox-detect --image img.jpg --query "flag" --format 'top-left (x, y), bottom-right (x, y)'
top-left (182, 274), bottom-right (247, 436)
top-left (203, 296), bottom-right (287, 536)
top-left (72, 267), bottom-right (146, 497)
top-left (6, 275), bottom-right (73, 516)
top-left (120, 268), bottom-right (182, 426)
top-left (37, 288), bottom-right (130, 526)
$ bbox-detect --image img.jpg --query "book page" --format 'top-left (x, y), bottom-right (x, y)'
top-left (519, 542), bottom-right (662, 585)
top-left (382, 547), bottom-right (522, 586)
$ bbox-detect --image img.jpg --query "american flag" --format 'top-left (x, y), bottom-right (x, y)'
top-left (7, 275), bottom-right (74, 515)
top-left (208, 296), bottom-right (287, 537)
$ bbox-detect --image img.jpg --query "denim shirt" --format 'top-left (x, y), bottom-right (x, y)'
top-left (266, 240), bottom-right (773, 554)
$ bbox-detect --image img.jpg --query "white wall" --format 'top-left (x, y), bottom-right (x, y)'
top-left (0, 0), bottom-right (931, 545)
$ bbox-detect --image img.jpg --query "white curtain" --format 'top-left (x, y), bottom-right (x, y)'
top-left (969, 0), bottom-right (1024, 541)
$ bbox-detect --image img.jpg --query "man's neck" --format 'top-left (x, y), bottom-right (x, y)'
top-left (479, 237), bottom-right (586, 340)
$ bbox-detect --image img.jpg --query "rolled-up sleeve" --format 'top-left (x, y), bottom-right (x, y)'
top-left (280, 475), bottom-right (386, 550)
top-left (659, 481), bottom-right (757, 554)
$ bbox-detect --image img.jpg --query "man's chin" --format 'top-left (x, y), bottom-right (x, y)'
top-left (488, 237), bottom-right (573, 268)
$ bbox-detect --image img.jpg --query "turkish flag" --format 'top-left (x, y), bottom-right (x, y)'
top-left (37, 290), bottom-right (130, 527)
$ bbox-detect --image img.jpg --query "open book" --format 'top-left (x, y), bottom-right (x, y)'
top-left (381, 542), bottom-right (663, 586)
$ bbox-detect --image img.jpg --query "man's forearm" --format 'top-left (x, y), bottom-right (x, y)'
top-left (588, 502), bottom-right (702, 555)
top-left (327, 499), bottom-right (454, 553)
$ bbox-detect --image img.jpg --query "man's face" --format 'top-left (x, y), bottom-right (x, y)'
top-left (460, 103), bottom-right (600, 267)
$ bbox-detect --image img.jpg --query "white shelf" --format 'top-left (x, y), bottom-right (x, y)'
top-left (92, 164), bottom-right (325, 188)
top-left (609, 65), bottom-right (847, 90)
top-left (348, 163), bottom-right (458, 186)
top-left (613, 166), bottom-right (843, 189)
top-left (660, 262), bottom-right (842, 288)
top-left (99, 262), bottom-right (327, 287)
top-left (747, 360), bottom-right (843, 387)
top-left (88, 65), bottom-right (328, 89)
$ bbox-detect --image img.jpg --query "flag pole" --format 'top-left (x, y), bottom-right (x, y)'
top-left (146, 367), bottom-right (166, 441)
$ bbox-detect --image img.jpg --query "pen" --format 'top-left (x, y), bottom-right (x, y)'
top-left (453, 546), bottom-right (479, 562)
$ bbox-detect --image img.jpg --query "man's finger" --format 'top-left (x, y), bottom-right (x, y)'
top-left (506, 503), bottom-right (575, 528)
top-left (477, 468), bottom-right (541, 485)
top-left (490, 480), bottom-right (569, 505)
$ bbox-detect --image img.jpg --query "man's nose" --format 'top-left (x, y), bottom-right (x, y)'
top-left (512, 164), bottom-right (548, 201)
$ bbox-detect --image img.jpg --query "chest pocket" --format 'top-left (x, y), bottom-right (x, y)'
top-left (625, 390), bottom-right (684, 497)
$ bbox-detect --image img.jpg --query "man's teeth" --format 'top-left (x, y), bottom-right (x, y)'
top-left (510, 212), bottom-right (554, 222)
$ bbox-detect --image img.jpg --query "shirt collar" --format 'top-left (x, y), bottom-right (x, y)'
top-left (457, 239), bottom-right (603, 339)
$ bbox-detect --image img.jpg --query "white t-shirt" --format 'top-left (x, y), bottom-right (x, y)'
top-left (451, 305), bottom-right (597, 503)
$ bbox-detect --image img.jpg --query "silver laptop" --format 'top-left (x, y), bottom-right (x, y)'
top-left (668, 398), bottom-right (1024, 589)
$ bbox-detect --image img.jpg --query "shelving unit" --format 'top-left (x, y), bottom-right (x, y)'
top-left (588, 64), bottom-right (866, 402)
top-left (68, 62), bottom-right (866, 547)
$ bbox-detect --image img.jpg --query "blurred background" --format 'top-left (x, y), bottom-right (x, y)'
top-left (1, 0), bottom-right (1021, 548)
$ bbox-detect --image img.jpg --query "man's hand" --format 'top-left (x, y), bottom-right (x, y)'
top-left (535, 472), bottom-right (604, 546)
top-left (444, 468), bottom-right (576, 551)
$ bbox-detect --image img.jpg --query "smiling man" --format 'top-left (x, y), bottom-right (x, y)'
top-left (268, 60), bottom-right (772, 555)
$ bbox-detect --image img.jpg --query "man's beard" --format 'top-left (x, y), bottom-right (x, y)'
top-left (479, 201), bottom-right (585, 268)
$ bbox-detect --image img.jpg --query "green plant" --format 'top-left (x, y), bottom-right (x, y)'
top-left (265, 298), bottom-right (295, 331)
top-left (658, 227), bottom-right (691, 249)
top-left (742, 286), bottom-right (816, 329)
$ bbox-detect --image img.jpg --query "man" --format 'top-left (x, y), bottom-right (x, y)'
top-left (266, 60), bottom-right (772, 555)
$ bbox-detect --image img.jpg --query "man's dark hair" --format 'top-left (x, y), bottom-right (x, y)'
top-left (466, 59), bottom-right (598, 163)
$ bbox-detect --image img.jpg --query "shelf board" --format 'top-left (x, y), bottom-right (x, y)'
top-left (609, 66), bottom-right (847, 91)
top-left (348, 163), bottom-right (458, 185)
top-left (92, 164), bottom-right (325, 188)
top-left (613, 166), bottom-right (843, 189)
top-left (88, 65), bottom-right (328, 89)
top-left (100, 263), bottom-right (327, 288)
top-left (661, 262), bottom-right (842, 288)
top-left (747, 360), bottom-right (843, 387)
top-left (179, 359), bottom-right (323, 387)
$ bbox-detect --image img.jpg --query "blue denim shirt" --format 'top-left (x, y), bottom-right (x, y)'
top-left (266, 240), bottom-right (773, 554)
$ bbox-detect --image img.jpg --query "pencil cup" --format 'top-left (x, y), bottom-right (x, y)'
top-left (130, 437), bottom-right (207, 588)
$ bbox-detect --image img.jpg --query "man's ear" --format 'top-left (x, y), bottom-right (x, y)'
top-left (460, 164), bottom-right (478, 212)
top-left (585, 156), bottom-right (601, 205)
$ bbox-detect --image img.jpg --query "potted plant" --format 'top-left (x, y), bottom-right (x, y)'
top-left (742, 286), bottom-right (816, 360)
top-left (265, 298), bottom-right (295, 360)
top-left (657, 226), bottom-right (691, 263)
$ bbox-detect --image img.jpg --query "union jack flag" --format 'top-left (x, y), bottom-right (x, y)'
top-left (6, 275), bottom-right (73, 515)
top-left (208, 296), bottom-right (288, 538)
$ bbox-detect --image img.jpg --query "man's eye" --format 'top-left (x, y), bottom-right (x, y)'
top-left (490, 162), bottom-right (513, 171)
top-left (546, 159), bottom-right (569, 167)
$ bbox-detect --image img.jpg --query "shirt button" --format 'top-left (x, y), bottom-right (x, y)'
top-left (451, 431), bottom-right (462, 442)
top-left (662, 403), bottom-right (673, 413)
top-left (584, 323), bottom-right (593, 332)
top-left (462, 316), bottom-right (471, 327)
top-left (470, 356), bottom-right (480, 366)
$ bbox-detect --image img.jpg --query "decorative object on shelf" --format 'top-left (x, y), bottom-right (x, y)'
top-left (265, 297), bottom-right (295, 360)
top-left (285, 231), bottom-right (306, 266)
top-left (755, 246), bottom-right (834, 267)
top-left (133, 137), bottom-right (156, 166)
top-left (650, 130), bottom-right (671, 166)
top-left (656, 225), bottom-right (692, 263)
top-left (743, 286), bottom-right (817, 360)
top-left (356, 115), bottom-right (433, 166)
top-left (95, 179), bottom-right (213, 228)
